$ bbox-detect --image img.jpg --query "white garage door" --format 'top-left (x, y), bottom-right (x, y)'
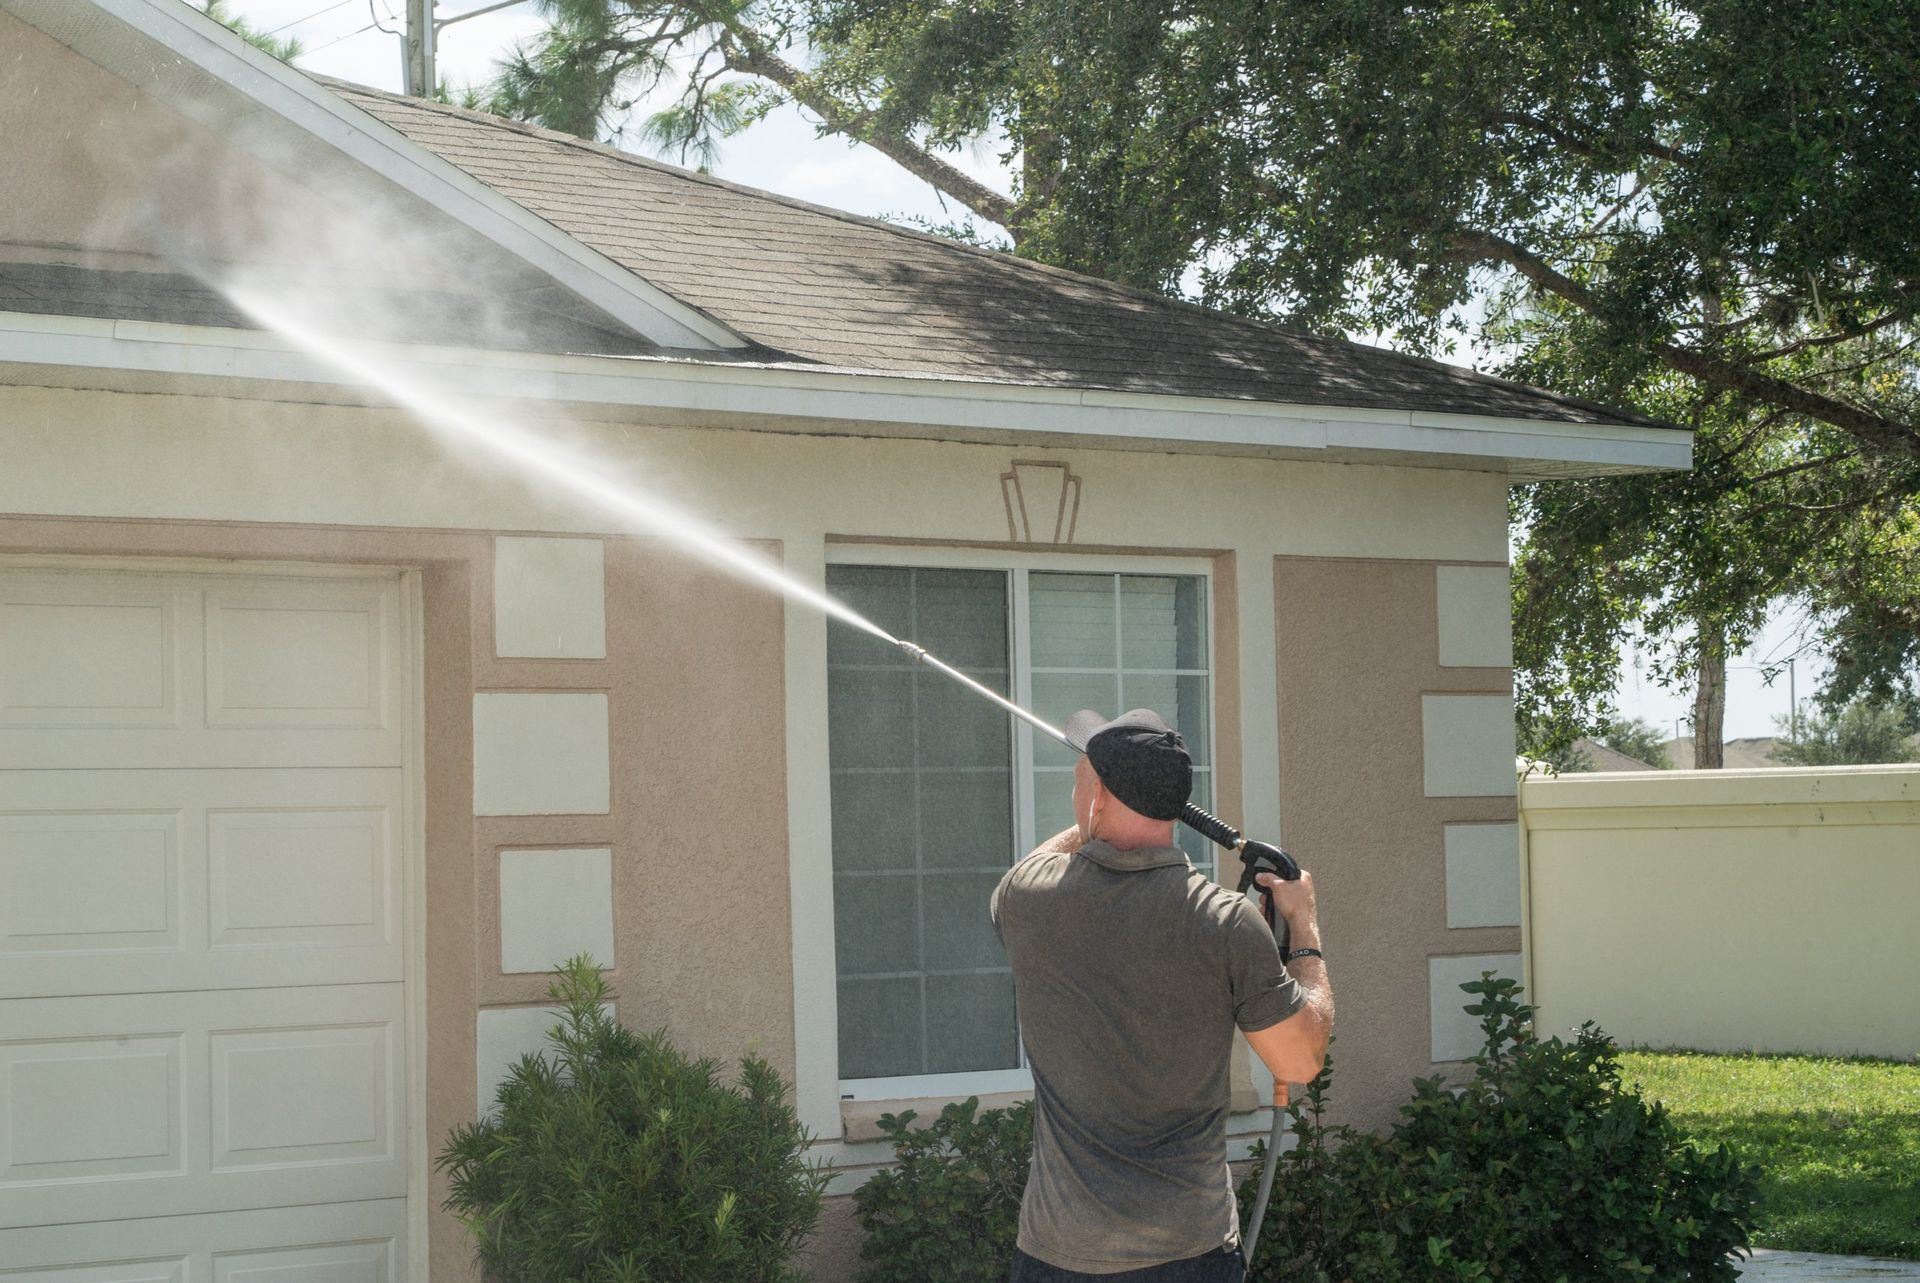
top-left (0, 562), bottom-right (413, 1282)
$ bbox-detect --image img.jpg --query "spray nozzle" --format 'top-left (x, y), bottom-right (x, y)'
top-left (896, 640), bottom-right (931, 663)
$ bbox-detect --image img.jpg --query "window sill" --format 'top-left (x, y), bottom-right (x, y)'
top-left (840, 1089), bottom-right (1032, 1143)
top-left (839, 1085), bottom-right (1263, 1142)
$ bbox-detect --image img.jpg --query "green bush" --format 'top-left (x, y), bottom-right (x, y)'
top-left (437, 956), bottom-right (826, 1283)
top-left (1241, 975), bottom-right (1761, 1282)
top-left (852, 1096), bottom-right (1034, 1283)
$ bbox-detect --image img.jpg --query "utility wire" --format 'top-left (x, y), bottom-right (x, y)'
top-left (369, 0), bottom-right (400, 36)
top-left (262, 0), bottom-right (356, 36)
top-left (307, 17), bottom-right (382, 52)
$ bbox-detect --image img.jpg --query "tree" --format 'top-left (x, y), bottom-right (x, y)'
top-left (487, 1), bottom-right (1920, 754)
top-left (1772, 698), bottom-right (1920, 766)
top-left (194, 0), bottom-right (304, 62)
top-left (1600, 717), bottom-right (1673, 769)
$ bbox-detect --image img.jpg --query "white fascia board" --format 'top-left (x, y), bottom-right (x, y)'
top-left (0, 311), bottom-right (1694, 477)
top-left (12, 0), bottom-right (744, 351)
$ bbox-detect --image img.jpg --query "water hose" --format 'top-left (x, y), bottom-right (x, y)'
top-left (893, 638), bottom-right (1299, 1265)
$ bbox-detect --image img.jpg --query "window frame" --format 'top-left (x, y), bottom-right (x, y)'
top-left (823, 545), bottom-right (1218, 1101)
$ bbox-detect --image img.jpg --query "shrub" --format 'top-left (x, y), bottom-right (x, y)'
top-left (437, 956), bottom-right (826, 1283)
top-left (852, 1096), bottom-right (1033, 1283)
top-left (1241, 975), bottom-right (1761, 1282)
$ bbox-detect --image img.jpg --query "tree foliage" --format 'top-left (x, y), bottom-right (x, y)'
top-left (1773, 697), bottom-right (1920, 765)
top-left (486, 1), bottom-right (1920, 749)
top-left (195, 0), bottom-right (304, 62)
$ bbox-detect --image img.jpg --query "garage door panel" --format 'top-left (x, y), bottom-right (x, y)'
top-left (0, 770), bottom-right (401, 1000)
top-left (0, 577), bottom-right (191, 732)
top-left (0, 985), bottom-right (405, 1230)
top-left (0, 570), bottom-right (404, 771)
top-left (0, 1199), bottom-right (405, 1282)
top-left (0, 808), bottom-right (182, 956)
top-left (204, 581), bottom-right (391, 732)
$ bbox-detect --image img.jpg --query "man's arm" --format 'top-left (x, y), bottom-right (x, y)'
top-left (1243, 871), bottom-right (1333, 1106)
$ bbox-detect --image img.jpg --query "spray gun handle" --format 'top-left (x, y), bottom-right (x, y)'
top-left (1234, 840), bottom-right (1301, 944)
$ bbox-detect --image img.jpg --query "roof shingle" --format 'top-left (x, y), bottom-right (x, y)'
top-left (326, 80), bottom-right (1662, 430)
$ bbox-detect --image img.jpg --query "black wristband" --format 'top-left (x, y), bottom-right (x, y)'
top-left (1283, 947), bottom-right (1323, 963)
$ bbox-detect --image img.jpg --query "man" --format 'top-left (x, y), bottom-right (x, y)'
top-left (991, 709), bottom-right (1334, 1282)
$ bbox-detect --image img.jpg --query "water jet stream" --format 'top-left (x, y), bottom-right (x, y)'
top-left (223, 285), bottom-right (900, 645)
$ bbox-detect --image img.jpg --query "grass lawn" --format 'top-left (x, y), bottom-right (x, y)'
top-left (1618, 1049), bottom-right (1920, 1260)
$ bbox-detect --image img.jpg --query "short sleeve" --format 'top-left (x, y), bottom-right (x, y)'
top-left (990, 864), bottom-right (1015, 943)
top-left (1227, 899), bottom-right (1305, 1033)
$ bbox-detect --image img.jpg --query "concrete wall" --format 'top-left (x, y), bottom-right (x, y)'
top-left (1521, 766), bottom-right (1920, 1059)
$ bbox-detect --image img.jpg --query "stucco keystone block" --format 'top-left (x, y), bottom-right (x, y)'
top-left (1444, 823), bottom-right (1522, 928)
top-left (1429, 953), bottom-right (1522, 1062)
top-left (500, 847), bottom-right (615, 974)
top-left (494, 536), bottom-right (606, 659)
top-left (1421, 694), bottom-right (1517, 797)
top-left (477, 1002), bottom-right (616, 1117)
top-left (1435, 565), bottom-right (1514, 668)
top-left (473, 692), bottom-right (610, 815)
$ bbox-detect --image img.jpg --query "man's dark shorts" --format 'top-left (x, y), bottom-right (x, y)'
top-left (1008, 1245), bottom-right (1245, 1283)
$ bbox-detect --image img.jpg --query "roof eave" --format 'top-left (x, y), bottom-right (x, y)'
top-left (0, 310), bottom-right (1696, 481)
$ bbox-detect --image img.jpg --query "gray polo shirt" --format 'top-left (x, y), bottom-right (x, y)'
top-left (991, 838), bottom-right (1303, 1274)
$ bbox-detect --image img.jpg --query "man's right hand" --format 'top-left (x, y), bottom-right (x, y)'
top-left (1257, 870), bottom-right (1321, 948)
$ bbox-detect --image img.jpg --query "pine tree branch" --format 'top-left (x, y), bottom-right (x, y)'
top-left (722, 32), bottom-right (1021, 237)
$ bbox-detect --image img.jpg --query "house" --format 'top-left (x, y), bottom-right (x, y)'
top-left (0, 0), bottom-right (1690, 1277)
top-left (1661, 735), bottom-right (1783, 769)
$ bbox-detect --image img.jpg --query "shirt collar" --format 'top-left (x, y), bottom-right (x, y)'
top-left (1076, 837), bottom-right (1192, 873)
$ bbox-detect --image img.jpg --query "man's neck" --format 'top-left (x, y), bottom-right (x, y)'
top-left (1096, 824), bottom-right (1177, 852)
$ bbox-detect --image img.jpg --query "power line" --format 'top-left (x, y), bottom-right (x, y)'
top-left (262, 0), bottom-right (356, 36)
top-left (306, 18), bottom-right (382, 52)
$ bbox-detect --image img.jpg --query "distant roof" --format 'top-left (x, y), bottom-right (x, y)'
top-left (320, 79), bottom-right (1668, 430)
top-left (1575, 738), bottom-right (1666, 772)
top-left (1661, 736), bottom-right (1781, 770)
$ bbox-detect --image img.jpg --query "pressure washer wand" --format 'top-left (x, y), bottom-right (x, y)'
top-left (894, 636), bottom-right (1297, 1265)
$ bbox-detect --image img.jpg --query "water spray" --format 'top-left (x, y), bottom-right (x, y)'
top-left (894, 636), bottom-right (1299, 1264)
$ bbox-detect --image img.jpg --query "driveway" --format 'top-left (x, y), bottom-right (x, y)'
top-left (1741, 1251), bottom-right (1920, 1281)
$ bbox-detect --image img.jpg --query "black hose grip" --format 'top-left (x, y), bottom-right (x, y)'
top-left (1179, 801), bottom-right (1242, 849)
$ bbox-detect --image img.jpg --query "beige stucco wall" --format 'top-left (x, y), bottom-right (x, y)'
top-left (1522, 766), bottom-right (1920, 1059)
top-left (1272, 557), bottom-right (1521, 1131)
top-left (0, 377), bottom-right (1518, 1278)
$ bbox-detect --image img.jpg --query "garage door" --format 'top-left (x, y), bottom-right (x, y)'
top-left (0, 562), bottom-right (412, 1281)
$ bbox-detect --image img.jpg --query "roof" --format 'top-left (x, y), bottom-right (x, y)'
top-left (1661, 736), bottom-right (1783, 770)
top-left (322, 80), bottom-right (1666, 431)
top-left (1574, 738), bottom-right (1666, 772)
top-left (0, 261), bottom-right (654, 355)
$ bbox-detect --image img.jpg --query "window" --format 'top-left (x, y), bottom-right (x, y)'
top-left (826, 562), bottom-right (1213, 1088)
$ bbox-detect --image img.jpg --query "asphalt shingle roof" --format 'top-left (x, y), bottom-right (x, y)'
top-left (327, 80), bottom-right (1662, 430)
top-left (0, 261), bottom-right (652, 356)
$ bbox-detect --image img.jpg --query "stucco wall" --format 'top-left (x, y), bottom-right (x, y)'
top-left (1522, 766), bottom-right (1920, 1059)
top-left (1272, 558), bottom-right (1521, 1130)
top-left (0, 370), bottom-right (1516, 1277)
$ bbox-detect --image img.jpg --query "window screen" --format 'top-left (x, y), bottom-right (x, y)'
top-left (826, 566), bottom-right (1018, 1080)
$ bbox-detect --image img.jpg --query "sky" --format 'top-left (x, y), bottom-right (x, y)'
top-left (221, 1), bottom-right (1816, 742)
